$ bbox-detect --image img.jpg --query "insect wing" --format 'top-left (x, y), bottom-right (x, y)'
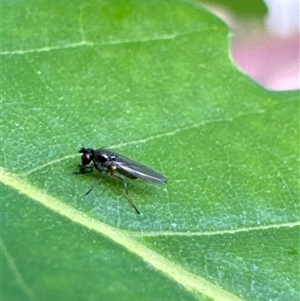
top-left (114, 155), bottom-right (167, 184)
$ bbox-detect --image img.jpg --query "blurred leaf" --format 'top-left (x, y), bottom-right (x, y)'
top-left (2, 0), bottom-right (299, 301)
top-left (198, 0), bottom-right (268, 18)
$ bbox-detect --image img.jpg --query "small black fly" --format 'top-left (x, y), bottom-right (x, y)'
top-left (74, 147), bottom-right (167, 214)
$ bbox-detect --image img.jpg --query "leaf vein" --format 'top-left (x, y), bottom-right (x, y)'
top-left (1, 167), bottom-right (244, 301)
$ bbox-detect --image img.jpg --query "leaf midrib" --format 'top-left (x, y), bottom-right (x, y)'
top-left (1, 166), bottom-right (243, 301)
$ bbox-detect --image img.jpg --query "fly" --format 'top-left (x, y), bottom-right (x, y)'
top-left (74, 147), bottom-right (167, 214)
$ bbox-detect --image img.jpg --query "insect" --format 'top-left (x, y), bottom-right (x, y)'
top-left (74, 147), bottom-right (167, 214)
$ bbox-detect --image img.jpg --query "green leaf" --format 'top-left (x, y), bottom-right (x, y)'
top-left (2, 0), bottom-right (299, 300)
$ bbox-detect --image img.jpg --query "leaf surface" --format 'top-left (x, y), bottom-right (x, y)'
top-left (2, 0), bottom-right (299, 300)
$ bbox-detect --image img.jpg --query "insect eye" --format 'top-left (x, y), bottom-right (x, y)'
top-left (82, 153), bottom-right (91, 165)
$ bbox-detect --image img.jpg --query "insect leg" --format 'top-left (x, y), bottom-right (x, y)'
top-left (74, 163), bottom-right (101, 195)
top-left (85, 179), bottom-right (102, 195)
top-left (108, 171), bottom-right (141, 215)
top-left (82, 163), bottom-right (102, 195)
top-left (73, 164), bottom-right (93, 174)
